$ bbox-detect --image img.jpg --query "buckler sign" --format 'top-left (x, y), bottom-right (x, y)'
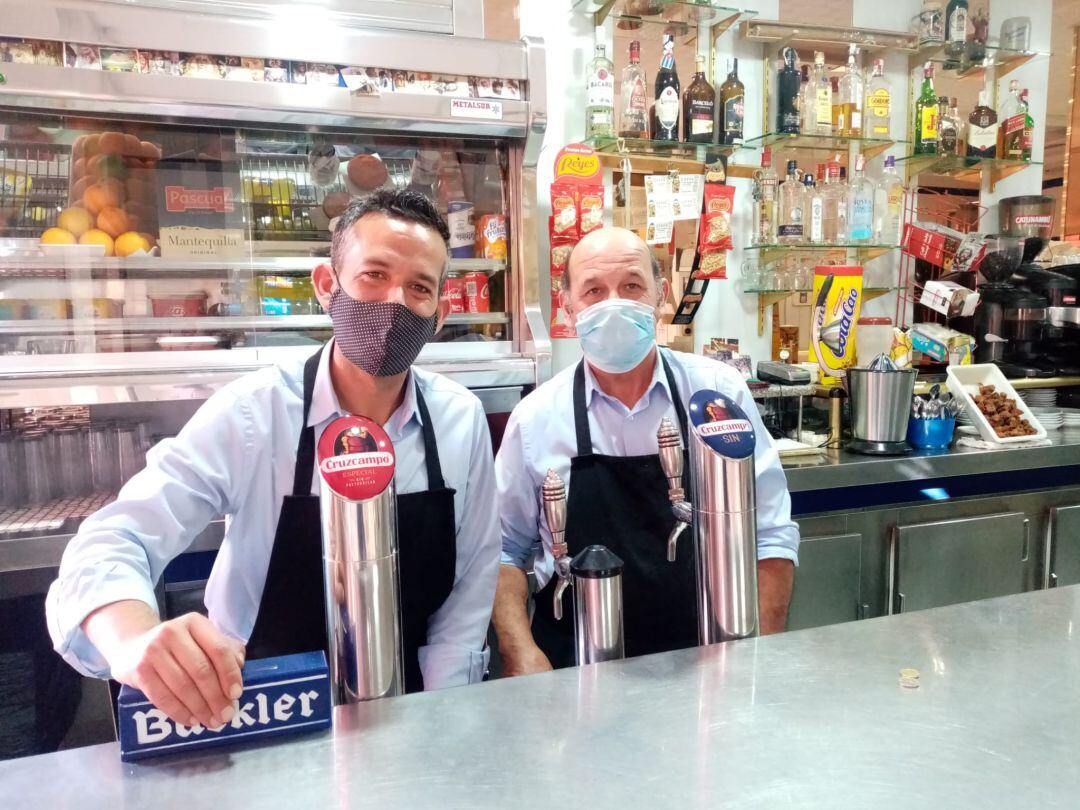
top-left (317, 416), bottom-right (395, 502)
top-left (118, 652), bottom-right (332, 762)
top-left (164, 185), bottom-right (235, 214)
top-left (688, 391), bottom-right (756, 460)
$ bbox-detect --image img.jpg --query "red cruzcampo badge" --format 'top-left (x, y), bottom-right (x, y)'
top-left (317, 416), bottom-right (395, 501)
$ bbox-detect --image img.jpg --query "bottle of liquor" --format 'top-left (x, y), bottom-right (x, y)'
top-left (812, 52), bottom-right (833, 135)
top-left (778, 159), bottom-right (805, 243)
top-left (652, 34), bottom-right (681, 141)
top-left (585, 41), bottom-right (615, 140)
top-left (719, 58), bottom-right (745, 145)
top-left (914, 63), bottom-right (938, 155)
top-left (800, 64), bottom-right (816, 135)
top-left (967, 8), bottom-right (988, 64)
top-left (1000, 80), bottom-right (1026, 160)
top-left (865, 58), bottom-right (891, 139)
top-left (821, 157), bottom-right (843, 244)
top-left (829, 77), bottom-right (842, 133)
top-left (847, 154), bottom-right (874, 243)
top-left (873, 155), bottom-right (904, 245)
top-left (950, 98), bottom-right (965, 154)
top-left (619, 40), bottom-right (649, 140)
top-left (966, 89), bottom-right (998, 161)
top-left (805, 173), bottom-right (825, 245)
top-left (753, 147), bottom-right (779, 245)
top-left (836, 45), bottom-right (864, 137)
top-left (836, 163), bottom-right (849, 242)
top-left (937, 96), bottom-right (960, 156)
top-left (945, 0), bottom-right (968, 69)
top-left (777, 47), bottom-right (801, 135)
top-left (683, 55), bottom-right (716, 143)
top-left (1020, 89), bottom-right (1034, 162)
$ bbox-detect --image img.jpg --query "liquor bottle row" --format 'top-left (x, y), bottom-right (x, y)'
top-left (585, 34), bottom-right (744, 145)
top-left (751, 148), bottom-right (904, 248)
top-left (776, 45), bottom-right (892, 139)
top-left (913, 68), bottom-right (1035, 161)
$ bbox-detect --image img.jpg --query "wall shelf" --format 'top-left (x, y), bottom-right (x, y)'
top-left (743, 243), bottom-right (899, 264)
top-left (741, 132), bottom-right (904, 160)
top-left (747, 286), bottom-right (895, 336)
top-left (896, 154), bottom-right (1040, 190)
top-left (574, 1), bottom-right (756, 44)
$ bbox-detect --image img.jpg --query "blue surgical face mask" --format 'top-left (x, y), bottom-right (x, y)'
top-left (575, 298), bottom-right (657, 374)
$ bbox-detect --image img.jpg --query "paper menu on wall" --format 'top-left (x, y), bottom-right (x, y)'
top-left (645, 173), bottom-right (704, 245)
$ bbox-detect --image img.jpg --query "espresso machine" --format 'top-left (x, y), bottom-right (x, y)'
top-left (1010, 264), bottom-right (1080, 376)
top-left (659, 392), bottom-right (760, 644)
top-left (317, 415), bottom-right (404, 704)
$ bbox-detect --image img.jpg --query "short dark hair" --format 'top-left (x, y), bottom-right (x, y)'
top-left (330, 187), bottom-right (450, 272)
top-left (560, 244), bottom-right (663, 291)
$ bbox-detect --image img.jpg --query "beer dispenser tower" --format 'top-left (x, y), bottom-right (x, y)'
top-left (316, 415), bottom-right (404, 704)
top-left (544, 469), bottom-right (626, 665)
top-left (659, 391), bottom-right (760, 643)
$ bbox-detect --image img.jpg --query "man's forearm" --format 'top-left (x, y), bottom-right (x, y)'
top-left (492, 564), bottom-right (535, 653)
top-left (758, 558), bottom-right (794, 635)
top-left (82, 599), bottom-right (161, 663)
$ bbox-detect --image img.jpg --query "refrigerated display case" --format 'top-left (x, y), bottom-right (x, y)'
top-left (0, 0), bottom-right (546, 756)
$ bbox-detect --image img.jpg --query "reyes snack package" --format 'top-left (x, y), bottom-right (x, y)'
top-left (808, 266), bottom-right (863, 387)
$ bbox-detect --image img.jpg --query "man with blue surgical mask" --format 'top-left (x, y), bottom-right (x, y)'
top-left (493, 227), bottom-right (798, 675)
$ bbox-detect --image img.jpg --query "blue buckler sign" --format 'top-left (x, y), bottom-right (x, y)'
top-left (118, 651), bottom-right (332, 762)
top-left (688, 390), bottom-right (756, 460)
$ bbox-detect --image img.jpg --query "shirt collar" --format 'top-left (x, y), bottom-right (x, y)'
top-left (307, 338), bottom-right (422, 436)
top-left (582, 349), bottom-right (672, 412)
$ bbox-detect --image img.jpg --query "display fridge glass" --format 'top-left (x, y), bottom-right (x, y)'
top-left (0, 110), bottom-right (513, 367)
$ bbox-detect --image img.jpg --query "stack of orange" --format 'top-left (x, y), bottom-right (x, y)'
top-left (43, 130), bottom-right (163, 256)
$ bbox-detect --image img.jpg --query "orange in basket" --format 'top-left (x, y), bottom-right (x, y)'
top-left (79, 228), bottom-right (115, 256)
top-left (96, 207), bottom-right (130, 239)
top-left (83, 180), bottom-right (124, 215)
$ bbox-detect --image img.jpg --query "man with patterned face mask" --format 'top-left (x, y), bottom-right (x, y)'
top-left (47, 189), bottom-right (499, 730)
top-left (493, 226), bottom-right (798, 675)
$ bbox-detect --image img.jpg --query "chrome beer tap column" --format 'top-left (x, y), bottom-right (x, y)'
top-left (543, 468), bottom-right (572, 620)
top-left (543, 469), bottom-right (625, 664)
top-left (316, 416), bottom-right (404, 704)
top-left (570, 546), bottom-right (625, 664)
top-left (686, 391), bottom-right (760, 644)
top-left (657, 418), bottom-right (691, 562)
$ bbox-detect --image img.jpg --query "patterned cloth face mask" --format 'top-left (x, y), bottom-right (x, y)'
top-left (328, 284), bottom-right (437, 377)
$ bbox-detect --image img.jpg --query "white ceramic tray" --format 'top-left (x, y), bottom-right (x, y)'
top-left (946, 364), bottom-right (1047, 445)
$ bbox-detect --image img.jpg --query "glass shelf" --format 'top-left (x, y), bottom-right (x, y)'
top-left (574, 1), bottom-right (756, 35)
top-left (896, 153), bottom-right (1040, 188)
top-left (740, 19), bottom-right (918, 52)
top-left (741, 132), bottom-right (905, 159)
top-left (585, 135), bottom-right (736, 162)
top-left (743, 243), bottom-right (899, 263)
top-left (744, 285), bottom-right (897, 297)
top-left (913, 42), bottom-right (1048, 80)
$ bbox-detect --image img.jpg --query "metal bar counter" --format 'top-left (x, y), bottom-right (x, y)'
top-left (6, 586), bottom-right (1080, 808)
top-left (783, 428), bottom-right (1080, 492)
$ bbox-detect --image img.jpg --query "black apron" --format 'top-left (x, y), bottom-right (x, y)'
top-left (532, 351), bottom-right (699, 668)
top-left (245, 346), bottom-right (458, 693)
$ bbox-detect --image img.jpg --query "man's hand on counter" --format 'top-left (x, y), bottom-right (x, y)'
top-left (82, 600), bottom-right (246, 730)
top-left (758, 558), bottom-right (795, 635)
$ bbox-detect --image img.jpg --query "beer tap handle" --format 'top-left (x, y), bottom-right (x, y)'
top-left (542, 468), bottom-right (572, 621)
top-left (657, 419), bottom-right (691, 561)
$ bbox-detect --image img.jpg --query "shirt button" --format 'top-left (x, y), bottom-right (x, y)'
top-left (628, 415), bottom-right (634, 422)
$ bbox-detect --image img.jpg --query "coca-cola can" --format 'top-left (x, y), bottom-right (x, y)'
top-left (442, 272), bottom-right (466, 313)
top-left (463, 271), bottom-right (489, 313)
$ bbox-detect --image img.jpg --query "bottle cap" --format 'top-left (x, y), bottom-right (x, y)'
top-left (762, 146), bottom-right (772, 167)
top-left (787, 159), bottom-right (798, 174)
top-left (803, 173), bottom-right (815, 186)
top-left (885, 155), bottom-right (896, 168)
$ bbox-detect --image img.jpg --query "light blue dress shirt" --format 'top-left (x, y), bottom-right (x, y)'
top-left (46, 341), bottom-right (499, 690)
top-left (495, 349), bottom-right (799, 588)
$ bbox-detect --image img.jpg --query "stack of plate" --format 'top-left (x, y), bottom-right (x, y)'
top-left (1031, 408), bottom-right (1063, 430)
top-left (1021, 388), bottom-right (1057, 408)
top-left (1063, 410), bottom-right (1080, 429)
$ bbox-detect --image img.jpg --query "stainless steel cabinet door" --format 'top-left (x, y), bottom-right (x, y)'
top-left (891, 512), bottom-right (1028, 614)
top-left (786, 532), bottom-right (862, 631)
top-left (1048, 505), bottom-right (1080, 587)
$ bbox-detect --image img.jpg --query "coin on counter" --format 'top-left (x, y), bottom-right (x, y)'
top-left (899, 668), bottom-right (920, 679)
top-left (898, 667), bottom-right (921, 689)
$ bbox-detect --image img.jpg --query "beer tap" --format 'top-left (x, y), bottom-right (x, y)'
top-left (657, 418), bottom-right (691, 562)
top-left (542, 469), bottom-right (571, 619)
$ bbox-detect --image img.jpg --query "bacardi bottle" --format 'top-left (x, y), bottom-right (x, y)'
top-left (585, 42), bottom-right (615, 140)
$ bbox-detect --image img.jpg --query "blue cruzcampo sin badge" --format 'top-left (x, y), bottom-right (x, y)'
top-left (688, 390), bottom-right (756, 459)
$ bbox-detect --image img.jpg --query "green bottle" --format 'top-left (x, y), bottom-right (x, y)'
top-left (914, 62), bottom-right (938, 155)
